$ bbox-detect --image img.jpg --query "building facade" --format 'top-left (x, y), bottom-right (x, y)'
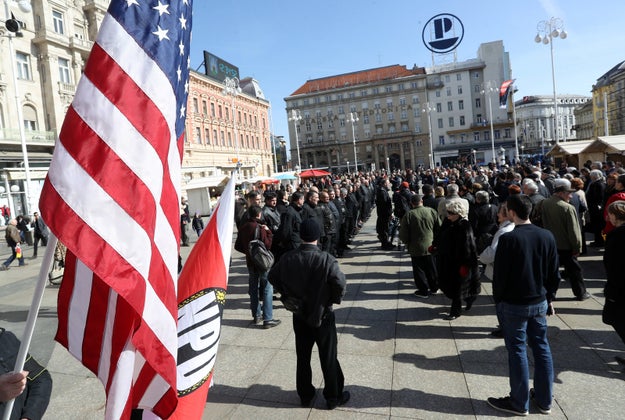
top-left (284, 41), bottom-right (516, 171)
top-left (183, 72), bottom-right (273, 183)
top-left (592, 61), bottom-right (625, 138)
top-left (0, 0), bottom-right (108, 216)
top-left (515, 94), bottom-right (591, 156)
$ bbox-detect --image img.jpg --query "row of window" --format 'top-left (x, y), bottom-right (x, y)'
top-left (437, 129), bottom-right (512, 145)
top-left (16, 52), bottom-right (72, 84)
top-left (190, 97), bottom-right (266, 129)
top-left (192, 127), bottom-right (266, 149)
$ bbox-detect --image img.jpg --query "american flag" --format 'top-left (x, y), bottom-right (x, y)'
top-left (40, 0), bottom-right (193, 418)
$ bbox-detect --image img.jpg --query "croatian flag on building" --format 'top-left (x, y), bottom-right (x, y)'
top-left (39, 0), bottom-right (193, 418)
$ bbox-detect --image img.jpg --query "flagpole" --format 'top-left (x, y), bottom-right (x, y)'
top-left (2, 234), bottom-right (58, 420)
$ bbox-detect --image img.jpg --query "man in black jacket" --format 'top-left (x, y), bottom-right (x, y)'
top-left (0, 327), bottom-right (52, 419)
top-left (487, 194), bottom-right (559, 416)
top-left (31, 212), bottom-right (49, 258)
top-left (268, 219), bottom-right (349, 410)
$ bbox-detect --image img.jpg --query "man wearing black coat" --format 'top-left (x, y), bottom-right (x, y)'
top-left (376, 178), bottom-right (394, 250)
top-left (269, 219), bottom-right (349, 410)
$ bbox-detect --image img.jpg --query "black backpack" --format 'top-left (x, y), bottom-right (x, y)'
top-left (249, 226), bottom-right (274, 272)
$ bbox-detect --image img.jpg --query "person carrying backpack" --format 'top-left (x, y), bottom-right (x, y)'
top-left (234, 205), bottom-right (281, 329)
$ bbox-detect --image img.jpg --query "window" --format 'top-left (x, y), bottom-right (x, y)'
top-left (448, 117), bottom-right (454, 127)
top-left (338, 105), bottom-right (344, 114)
top-left (317, 121), bottom-right (323, 130)
top-left (401, 122), bottom-right (409, 132)
top-left (495, 130), bottom-right (501, 139)
top-left (435, 90), bottom-right (441, 98)
top-left (350, 105), bottom-right (356, 113)
top-left (505, 128), bottom-right (511, 138)
top-left (348, 92), bottom-right (355, 99)
top-left (414, 122), bottom-right (421, 133)
top-left (484, 131), bottom-right (490, 141)
top-left (387, 112), bottom-right (394, 121)
top-left (460, 115), bottom-right (465, 126)
top-left (474, 84), bottom-right (481, 93)
top-left (411, 82), bottom-right (418, 89)
top-left (445, 75), bottom-right (451, 82)
top-left (58, 57), bottom-right (71, 84)
top-left (458, 100), bottom-right (464, 110)
top-left (456, 73), bottom-right (462, 81)
top-left (210, 103), bottom-right (215, 117)
top-left (474, 132), bottom-right (480, 142)
top-left (218, 105), bottom-right (222, 118)
top-left (446, 87), bottom-right (452, 96)
top-left (375, 114), bottom-right (382, 123)
top-left (439, 135), bottom-right (445, 145)
top-left (399, 97), bottom-right (406, 106)
top-left (412, 96), bottom-right (420, 104)
top-left (220, 130), bottom-right (225, 146)
top-left (436, 103), bottom-right (442, 113)
top-left (213, 129), bottom-right (217, 145)
top-left (339, 119), bottom-right (345, 127)
top-left (437, 118), bottom-right (443, 129)
top-left (361, 90), bottom-right (368, 96)
top-left (388, 124), bottom-right (396, 133)
top-left (225, 107), bottom-right (229, 120)
top-left (385, 86), bottom-right (393, 93)
top-left (400, 110), bottom-right (407, 119)
top-left (305, 122), bottom-right (312, 131)
top-left (16, 52), bottom-right (31, 80)
top-left (192, 98), bottom-right (199, 113)
top-left (457, 86), bottom-right (463, 95)
top-left (363, 115), bottom-right (370, 124)
top-left (227, 132), bottom-right (232, 146)
top-left (373, 102), bottom-right (381, 109)
top-left (202, 101), bottom-right (207, 115)
top-left (337, 94), bottom-right (343, 101)
top-left (475, 98), bottom-right (481, 108)
top-left (372, 87), bottom-right (379, 94)
top-left (447, 101), bottom-right (453, 111)
top-left (52, 10), bottom-right (64, 34)
top-left (194, 127), bottom-right (201, 144)
top-left (204, 128), bottom-right (210, 143)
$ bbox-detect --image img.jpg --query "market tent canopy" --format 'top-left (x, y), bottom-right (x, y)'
top-left (299, 169), bottom-right (331, 178)
top-left (583, 135), bottom-right (625, 154)
top-left (184, 175), bottom-right (230, 190)
top-left (273, 172), bottom-right (297, 180)
top-left (546, 140), bottom-right (594, 156)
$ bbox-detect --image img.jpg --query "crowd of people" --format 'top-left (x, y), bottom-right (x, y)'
top-left (230, 157), bottom-right (625, 413)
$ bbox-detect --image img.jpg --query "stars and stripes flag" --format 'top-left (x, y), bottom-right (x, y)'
top-left (39, 0), bottom-right (193, 418)
top-left (169, 175), bottom-right (235, 419)
top-left (499, 79), bottom-right (515, 109)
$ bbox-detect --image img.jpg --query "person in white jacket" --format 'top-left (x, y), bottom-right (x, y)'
top-left (479, 202), bottom-right (515, 281)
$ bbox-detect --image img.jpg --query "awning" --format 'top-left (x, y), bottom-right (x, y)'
top-left (184, 175), bottom-right (230, 190)
top-left (546, 140), bottom-right (594, 156)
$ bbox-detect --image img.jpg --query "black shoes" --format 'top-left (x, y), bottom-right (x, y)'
top-left (263, 319), bottom-right (281, 329)
top-left (529, 388), bottom-right (552, 414)
top-left (326, 391), bottom-right (350, 410)
top-left (487, 396), bottom-right (528, 416)
top-left (490, 328), bottom-right (504, 338)
top-left (465, 296), bottom-right (476, 311)
top-left (444, 313), bottom-right (460, 321)
top-left (414, 290), bottom-right (430, 299)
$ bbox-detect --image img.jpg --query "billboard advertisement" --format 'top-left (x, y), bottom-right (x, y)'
top-left (203, 51), bottom-right (239, 82)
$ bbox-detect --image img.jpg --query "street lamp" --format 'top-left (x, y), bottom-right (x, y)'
top-left (481, 81), bottom-right (498, 164)
top-left (288, 109), bottom-right (302, 171)
top-left (422, 103), bottom-right (435, 169)
top-left (535, 17), bottom-right (567, 144)
top-left (222, 76), bottom-right (241, 171)
top-left (347, 112), bottom-right (359, 173)
top-left (4, 0), bottom-right (33, 215)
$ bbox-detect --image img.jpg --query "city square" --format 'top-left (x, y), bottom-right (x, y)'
top-left (2, 213), bottom-right (625, 419)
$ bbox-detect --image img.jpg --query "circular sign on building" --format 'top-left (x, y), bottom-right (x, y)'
top-left (422, 13), bottom-right (464, 54)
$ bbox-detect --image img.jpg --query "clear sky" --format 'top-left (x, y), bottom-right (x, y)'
top-left (189, 0), bottom-right (625, 152)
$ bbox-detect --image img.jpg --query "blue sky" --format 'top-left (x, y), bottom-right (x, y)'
top-left (189, 0), bottom-right (625, 147)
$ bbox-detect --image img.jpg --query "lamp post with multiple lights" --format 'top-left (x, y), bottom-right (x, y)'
top-left (422, 103), bottom-right (435, 169)
top-left (288, 109), bottom-right (303, 171)
top-left (3, 0), bottom-right (33, 214)
top-left (481, 81), bottom-right (498, 164)
top-left (535, 17), bottom-right (567, 144)
top-left (347, 112), bottom-right (359, 173)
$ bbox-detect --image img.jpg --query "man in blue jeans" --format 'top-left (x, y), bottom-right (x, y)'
top-left (488, 194), bottom-right (560, 416)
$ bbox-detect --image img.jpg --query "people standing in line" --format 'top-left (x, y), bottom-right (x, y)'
top-left (376, 178), bottom-right (394, 250)
top-left (541, 178), bottom-right (591, 301)
top-left (322, 190), bottom-right (340, 257)
top-left (2, 219), bottom-right (27, 270)
top-left (601, 200), bottom-right (625, 366)
top-left (488, 194), bottom-right (559, 416)
top-left (300, 190), bottom-right (326, 250)
top-left (317, 191), bottom-right (336, 253)
top-left (399, 194), bottom-right (440, 298)
top-left (433, 201), bottom-right (480, 320)
top-left (30, 212), bottom-right (49, 258)
top-left (234, 205), bottom-right (280, 329)
top-left (268, 219), bottom-right (349, 410)
top-left (273, 191), bottom-right (305, 261)
top-left (191, 212), bottom-right (204, 238)
top-left (261, 191), bottom-right (281, 237)
top-left (586, 169), bottom-right (606, 246)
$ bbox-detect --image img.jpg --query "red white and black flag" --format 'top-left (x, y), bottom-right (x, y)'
top-left (39, 0), bottom-right (193, 418)
top-left (499, 79), bottom-right (515, 109)
top-left (169, 175), bottom-right (235, 419)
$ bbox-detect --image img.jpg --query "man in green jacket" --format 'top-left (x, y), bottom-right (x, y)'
top-left (399, 194), bottom-right (441, 298)
top-left (541, 178), bottom-right (590, 300)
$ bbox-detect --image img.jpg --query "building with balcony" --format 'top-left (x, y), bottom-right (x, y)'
top-left (515, 94), bottom-right (591, 156)
top-left (592, 60), bottom-right (625, 137)
top-left (0, 0), bottom-right (107, 215)
top-left (284, 41), bottom-right (516, 171)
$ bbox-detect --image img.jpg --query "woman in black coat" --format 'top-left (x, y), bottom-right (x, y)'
top-left (434, 200), bottom-right (480, 320)
top-left (603, 200), bottom-right (625, 365)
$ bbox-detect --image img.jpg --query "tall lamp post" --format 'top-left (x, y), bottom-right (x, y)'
top-left (422, 103), bottom-right (435, 169)
top-left (288, 109), bottom-right (302, 171)
top-left (347, 112), bottom-right (359, 173)
top-left (4, 0), bottom-right (33, 215)
top-left (535, 17), bottom-right (567, 144)
top-left (222, 76), bottom-right (241, 176)
top-left (481, 81), bottom-right (498, 165)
